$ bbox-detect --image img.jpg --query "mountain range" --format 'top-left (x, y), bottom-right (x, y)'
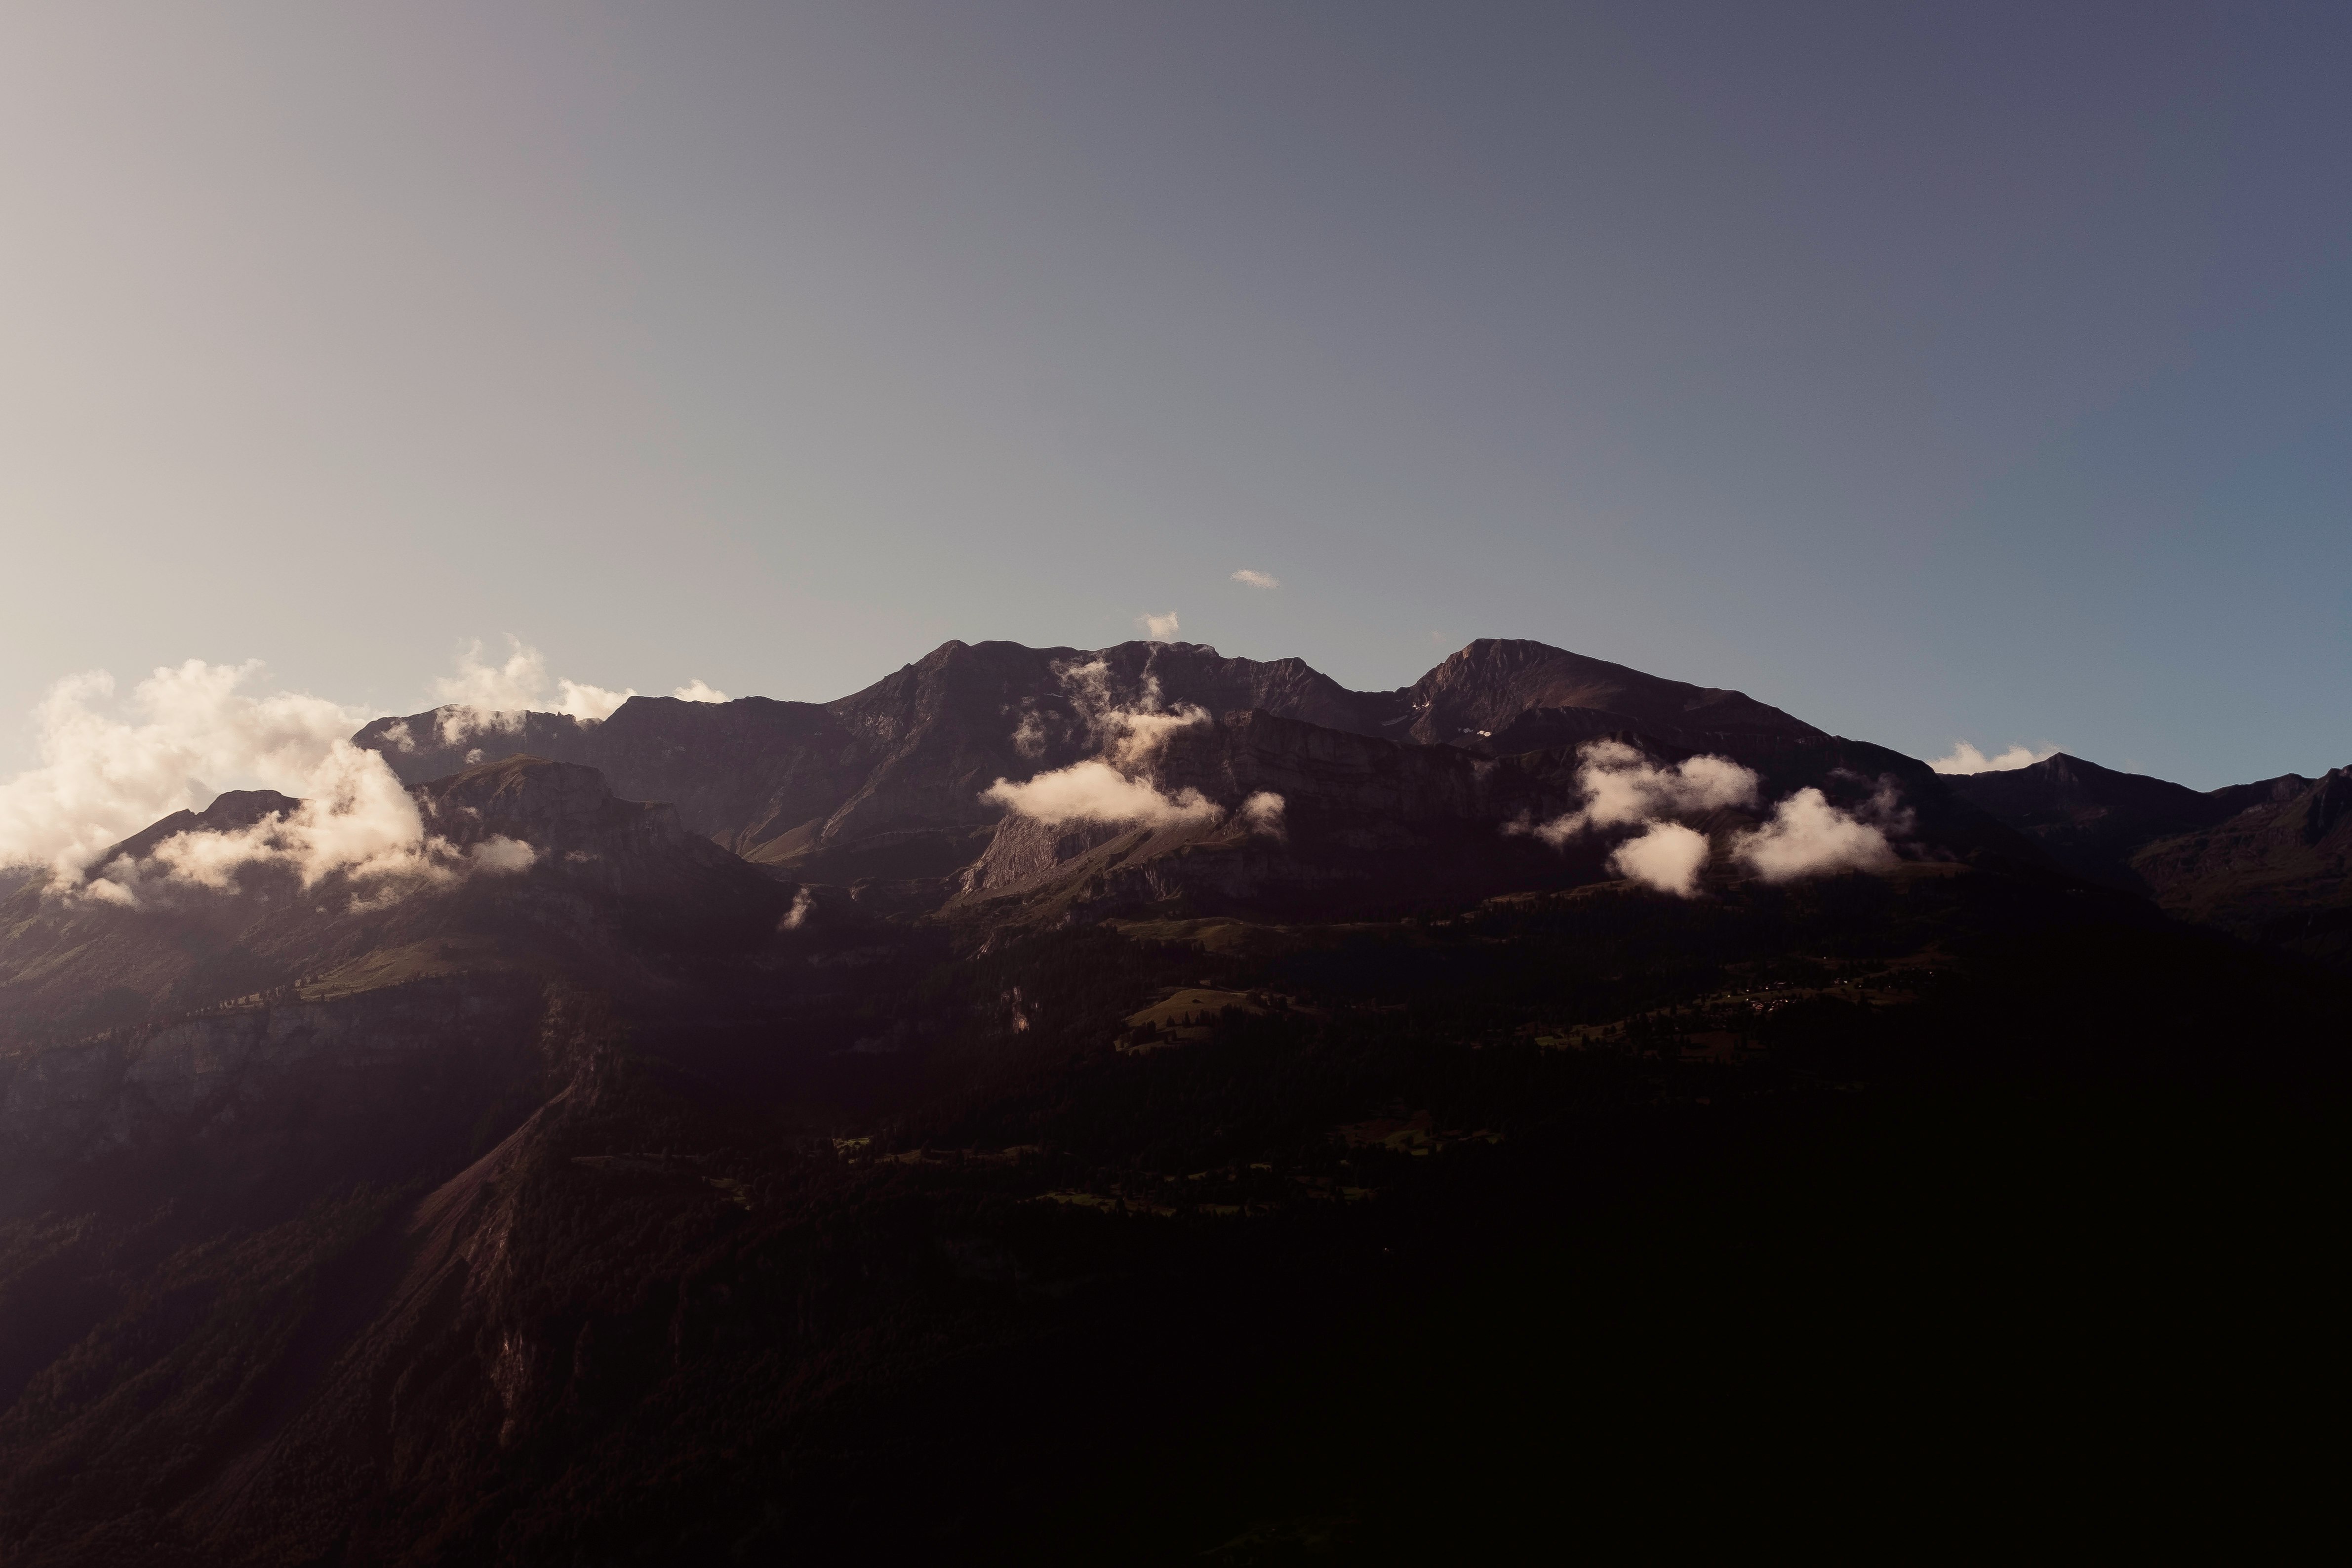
top-left (0, 637), bottom-right (2342, 1562)
top-left (325, 635), bottom-right (2338, 960)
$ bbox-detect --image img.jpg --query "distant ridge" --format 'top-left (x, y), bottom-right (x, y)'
top-left (1944, 753), bottom-right (2232, 889)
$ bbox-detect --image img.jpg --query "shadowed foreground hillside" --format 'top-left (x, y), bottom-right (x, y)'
top-left (1, 864), bottom-right (2340, 1561)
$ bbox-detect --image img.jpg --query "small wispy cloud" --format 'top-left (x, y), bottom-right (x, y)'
top-left (673, 680), bottom-right (729, 702)
top-left (1230, 569), bottom-right (1280, 589)
top-left (1930, 741), bottom-right (2057, 775)
top-left (1138, 611), bottom-right (1181, 642)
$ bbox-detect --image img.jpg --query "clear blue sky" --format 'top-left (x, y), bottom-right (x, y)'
top-left (2, 2), bottom-right (2345, 787)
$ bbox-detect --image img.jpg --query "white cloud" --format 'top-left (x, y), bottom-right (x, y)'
top-left (1138, 611), bottom-right (1181, 642)
top-left (1526, 739), bottom-right (1760, 845)
top-left (1731, 787), bottom-right (1897, 881)
top-left (984, 761), bottom-right (1221, 829)
top-left (433, 637), bottom-right (636, 741)
top-left (464, 834), bottom-right (540, 875)
top-left (1930, 741), bottom-right (2057, 774)
top-left (1231, 569), bottom-right (1280, 589)
top-left (672, 679), bottom-right (730, 703)
top-left (0, 660), bottom-right (363, 879)
top-left (1608, 821), bottom-right (1711, 897)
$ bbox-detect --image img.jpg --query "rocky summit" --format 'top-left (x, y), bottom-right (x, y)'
top-left (0, 637), bottom-right (2343, 1563)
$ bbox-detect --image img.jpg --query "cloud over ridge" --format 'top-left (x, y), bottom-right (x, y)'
top-left (433, 637), bottom-right (636, 742)
top-left (80, 741), bottom-right (537, 909)
top-left (1931, 741), bottom-right (2057, 774)
top-left (0, 638), bottom-right (631, 906)
top-left (0, 659), bottom-right (363, 880)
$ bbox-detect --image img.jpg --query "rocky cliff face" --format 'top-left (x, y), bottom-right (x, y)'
top-left (0, 976), bottom-right (544, 1173)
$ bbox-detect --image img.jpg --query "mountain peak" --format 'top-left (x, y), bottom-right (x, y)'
top-left (1400, 638), bottom-right (1824, 751)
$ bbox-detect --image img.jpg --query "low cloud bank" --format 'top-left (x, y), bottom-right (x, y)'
top-left (983, 661), bottom-right (1284, 837)
top-left (672, 680), bottom-right (730, 703)
top-left (0, 646), bottom-right (612, 907)
top-left (985, 761), bottom-right (1221, 829)
top-left (1138, 611), bottom-right (1181, 642)
top-left (1516, 740), bottom-right (1905, 895)
top-left (0, 659), bottom-right (363, 880)
top-left (432, 637), bottom-right (636, 743)
top-left (82, 741), bottom-right (535, 909)
top-left (1930, 741), bottom-right (2056, 774)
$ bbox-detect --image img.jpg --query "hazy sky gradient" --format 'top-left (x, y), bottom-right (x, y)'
top-left (2, 2), bottom-right (2345, 787)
